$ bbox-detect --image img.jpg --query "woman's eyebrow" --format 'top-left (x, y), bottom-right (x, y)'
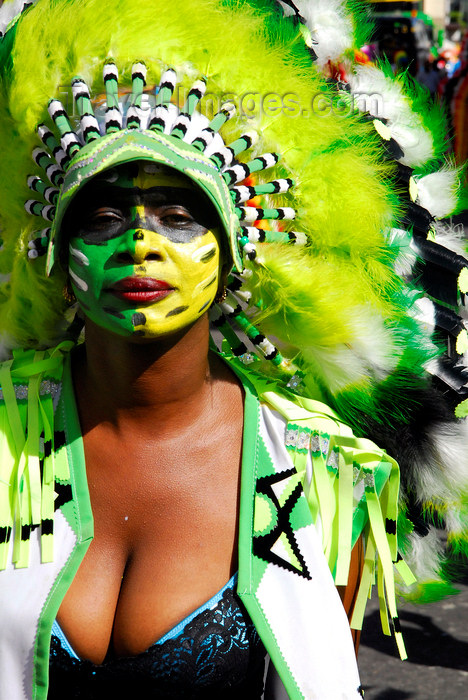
top-left (81, 186), bottom-right (201, 209)
top-left (75, 185), bottom-right (218, 229)
top-left (80, 187), bottom-right (165, 210)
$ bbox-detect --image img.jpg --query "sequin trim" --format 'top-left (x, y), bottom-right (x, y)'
top-left (0, 380), bottom-right (61, 402)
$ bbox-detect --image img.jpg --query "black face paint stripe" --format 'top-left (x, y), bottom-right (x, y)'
top-left (132, 312), bottom-right (147, 326)
top-left (200, 247), bottom-right (216, 263)
top-left (103, 306), bottom-right (125, 319)
top-left (198, 300), bottom-right (211, 313)
top-left (76, 186), bottom-right (217, 223)
top-left (202, 276), bottom-right (217, 290)
top-left (64, 183), bottom-right (220, 245)
top-left (124, 216), bottom-right (208, 243)
top-left (166, 306), bottom-right (189, 317)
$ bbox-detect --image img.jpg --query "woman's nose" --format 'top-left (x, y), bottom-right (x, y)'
top-left (115, 228), bottom-right (165, 264)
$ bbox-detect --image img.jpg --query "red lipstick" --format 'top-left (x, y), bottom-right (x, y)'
top-left (111, 277), bottom-right (174, 303)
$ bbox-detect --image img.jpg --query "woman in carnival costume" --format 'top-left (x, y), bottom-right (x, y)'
top-left (0, 1), bottom-right (468, 698)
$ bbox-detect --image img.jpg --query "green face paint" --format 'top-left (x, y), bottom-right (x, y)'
top-left (66, 163), bottom-right (222, 339)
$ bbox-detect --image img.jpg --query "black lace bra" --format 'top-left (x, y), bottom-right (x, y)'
top-left (48, 575), bottom-right (267, 699)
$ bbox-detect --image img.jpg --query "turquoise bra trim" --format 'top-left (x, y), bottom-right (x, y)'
top-left (51, 573), bottom-right (238, 660)
top-left (51, 619), bottom-right (80, 660)
top-left (158, 573), bottom-right (238, 645)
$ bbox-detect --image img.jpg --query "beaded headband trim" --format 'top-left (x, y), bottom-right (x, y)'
top-left (24, 62), bottom-right (297, 274)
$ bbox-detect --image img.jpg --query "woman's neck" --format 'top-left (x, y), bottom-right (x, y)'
top-left (73, 315), bottom-right (217, 433)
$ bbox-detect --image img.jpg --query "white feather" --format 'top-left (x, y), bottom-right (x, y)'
top-left (291, 0), bottom-right (354, 67)
top-left (348, 66), bottom-right (435, 166)
top-left (386, 228), bottom-right (418, 278)
top-left (348, 66), bottom-right (408, 122)
top-left (430, 220), bottom-right (467, 256)
top-left (444, 506), bottom-right (468, 537)
top-left (0, 0), bottom-right (40, 35)
top-left (398, 528), bottom-right (445, 587)
top-left (394, 252), bottom-right (417, 279)
top-left (276, 1), bottom-right (296, 17)
top-left (302, 309), bottom-right (400, 393)
top-left (412, 296), bottom-right (437, 332)
top-left (406, 420), bottom-right (468, 506)
top-left (415, 168), bottom-right (460, 219)
top-left (389, 123), bottom-right (434, 167)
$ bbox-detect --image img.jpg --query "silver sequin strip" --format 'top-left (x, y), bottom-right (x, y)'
top-left (0, 380), bottom-right (61, 402)
top-left (286, 427), bottom-right (312, 450)
top-left (326, 449), bottom-right (339, 471)
top-left (310, 433), bottom-right (320, 453)
top-left (286, 427), bottom-right (333, 463)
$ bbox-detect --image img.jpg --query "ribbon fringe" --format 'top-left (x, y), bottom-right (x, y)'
top-left (0, 343), bottom-right (71, 569)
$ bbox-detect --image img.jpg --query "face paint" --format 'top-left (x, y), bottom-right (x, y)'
top-left (66, 163), bottom-right (223, 339)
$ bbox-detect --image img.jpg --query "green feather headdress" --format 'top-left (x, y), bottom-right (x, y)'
top-left (1, 0), bottom-right (468, 603)
top-left (0, 0), bottom-right (423, 391)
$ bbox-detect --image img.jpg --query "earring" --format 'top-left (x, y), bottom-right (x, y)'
top-left (63, 281), bottom-right (76, 305)
top-left (214, 287), bottom-right (227, 304)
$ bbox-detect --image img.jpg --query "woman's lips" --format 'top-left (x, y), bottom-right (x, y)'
top-left (110, 277), bottom-right (174, 303)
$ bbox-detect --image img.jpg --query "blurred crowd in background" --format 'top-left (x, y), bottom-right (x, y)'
top-left (361, 0), bottom-right (468, 166)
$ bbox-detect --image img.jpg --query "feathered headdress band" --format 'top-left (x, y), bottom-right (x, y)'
top-left (24, 63), bottom-right (297, 276)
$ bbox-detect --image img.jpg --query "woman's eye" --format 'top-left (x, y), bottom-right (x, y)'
top-left (85, 210), bottom-right (122, 228)
top-left (161, 208), bottom-right (195, 226)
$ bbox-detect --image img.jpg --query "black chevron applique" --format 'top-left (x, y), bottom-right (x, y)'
top-left (253, 468), bottom-right (311, 580)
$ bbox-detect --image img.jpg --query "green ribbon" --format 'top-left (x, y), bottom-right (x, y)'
top-left (224, 353), bottom-right (409, 657)
top-left (0, 342), bottom-right (71, 569)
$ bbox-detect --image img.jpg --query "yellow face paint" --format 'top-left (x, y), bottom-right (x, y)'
top-left (67, 162), bottom-right (223, 339)
top-left (129, 226), bottom-right (221, 337)
top-left (132, 164), bottom-right (193, 190)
